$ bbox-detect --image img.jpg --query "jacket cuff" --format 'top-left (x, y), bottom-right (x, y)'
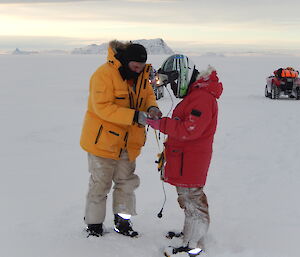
top-left (133, 110), bottom-right (139, 124)
top-left (147, 105), bottom-right (158, 112)
top-left (159, 117), bottom-right (168, 134)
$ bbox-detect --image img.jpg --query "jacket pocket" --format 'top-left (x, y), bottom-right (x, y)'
top-left (127, 125), bottom-right (146, 149)
top-left (114, 90), bottom-right (130, 107)
top-left (165, 145), bottom-right (184, 178)
top-left (95, 125), bottom-right (103, 144)
top-left (95, 123), bottom-right (125, 153)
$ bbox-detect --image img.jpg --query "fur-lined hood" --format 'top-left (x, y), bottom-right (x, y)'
top-left (196, 65), bottom-right (216, 81)
top-left (106, 40), bottom-right (134, 69)
top-left (109, 40), bottom-right (131, 54)
top-left (190, 65), bottom-right (223, 99)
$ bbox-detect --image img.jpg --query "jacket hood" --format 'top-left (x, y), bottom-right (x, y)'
top-left (189, 65), bottom-right (223, 99)
top-left (106, 40), bottom-right (131, 69)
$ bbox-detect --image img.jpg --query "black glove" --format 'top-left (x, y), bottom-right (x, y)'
top-left (133, 111), bottom-right (148, 126)
top-left (147, 106), bottom-right (162, 120)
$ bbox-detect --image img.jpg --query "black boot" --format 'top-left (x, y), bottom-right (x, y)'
top-left (86, 223), bottom-right (103, 237)
top-left (114, 214), bottom-right (138, 237)
top-left (164, 246), bottom-right (203, 256)
top-left (166, 231), bottom-right (184, 239)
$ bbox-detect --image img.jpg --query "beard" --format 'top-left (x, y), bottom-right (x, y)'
top-left (115, 52), bottom-right (140, 80)
top-left (118, 64), bottom-right (140, 80)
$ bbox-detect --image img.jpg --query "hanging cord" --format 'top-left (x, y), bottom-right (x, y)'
top-left (154, 129), bottom-right (165, 219)
top-left (154, 130), bottom-right (161, 151)
top-left (156, 83), bottom-right (175, 142)
top-left (155, 83), bottom-right (176, 218)
top-left (157, 180), bottom-right (167, 218)
top-left (154, 129), bottom-right (164, 218)
top-left (165, 85), bottom-right (175, 117)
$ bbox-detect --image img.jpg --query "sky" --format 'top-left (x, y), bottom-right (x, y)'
top-left (1, 0), bottom-right (300, 54)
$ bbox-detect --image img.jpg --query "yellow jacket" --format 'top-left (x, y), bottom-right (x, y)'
top-left (80, 41), bottom-right (158, 161)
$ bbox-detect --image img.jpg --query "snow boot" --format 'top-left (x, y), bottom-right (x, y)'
top-left (166, 231), bottom-right (184, 239)
top-left (114, 214), bottom-right (138, 237)
top-left (164, 246), bottom-right (203, 257)
top-left (86, 223), bottom-right (103, 237)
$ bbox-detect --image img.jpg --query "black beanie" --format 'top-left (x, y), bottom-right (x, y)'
top-left (124, 44), bottom-right (147, 63)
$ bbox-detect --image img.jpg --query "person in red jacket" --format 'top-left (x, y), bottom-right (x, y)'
top-left (147, 64), bottom-right (223, 256)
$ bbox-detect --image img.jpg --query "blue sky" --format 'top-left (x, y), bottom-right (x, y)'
top-left (1, 0), bottom-right (300, 53)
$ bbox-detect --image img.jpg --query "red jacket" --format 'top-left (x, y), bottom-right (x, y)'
top-left (159, 70), bottom-right (223, 187)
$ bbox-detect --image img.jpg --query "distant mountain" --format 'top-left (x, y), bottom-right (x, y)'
top-left (71, 43), bottom-right (108, 55)
top-left (201, 52), bottom-right (225, 57)
top-left (71, 38), bottom-right (174, 55)
top-left (132, 38), bottom-right (174, 55)
top-left (12, 48), bottom-right (38, 55)
top-left (40, 49), bottom-right (69, 55)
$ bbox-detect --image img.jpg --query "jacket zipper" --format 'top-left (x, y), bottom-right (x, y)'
top-left (180, 152), bottom-right (184, 176)
top-left (124, 132), bottom-right (129, 148)
top-left (129, 92), bottom-right (134, 109)
top-left (138, 98), bottom-right (144, 108)
top-left (118, 148), bottom-right (123, 158)
top-left (143, 78), bottom-right (147, 89)
top-left (135, 69), bottom-right (145, 109)
top-left (95, 125), bottom-right (103, 144)
top-left (108, 130), bottom-right (120, 136)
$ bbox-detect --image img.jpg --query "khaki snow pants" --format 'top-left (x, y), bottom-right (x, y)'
top-left (84, 151), bottom-right (140, 225)
top-left (176, 187), bottom-right (210, 249)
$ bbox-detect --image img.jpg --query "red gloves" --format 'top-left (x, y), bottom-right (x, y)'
top-left (146, 118), bottom-right (161, 130)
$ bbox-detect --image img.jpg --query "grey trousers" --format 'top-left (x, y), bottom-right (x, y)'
top-left (176, 187), bottom-right (210, 249)
top-left (84, 151), bottom-right (140, 224)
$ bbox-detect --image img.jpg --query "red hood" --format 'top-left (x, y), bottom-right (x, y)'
top-left (189, 70), bottom-right (223, 99)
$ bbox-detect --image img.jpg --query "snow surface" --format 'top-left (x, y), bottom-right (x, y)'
top-left (0, 54), bottom-right (299, 257)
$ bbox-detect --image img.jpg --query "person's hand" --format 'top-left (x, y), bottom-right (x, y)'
top-left (148, 106), bottom-right (162, 120)
top-left (133, 111), bottom-right (148, 126)
top-left (146, 118), bottom-right (161, 130)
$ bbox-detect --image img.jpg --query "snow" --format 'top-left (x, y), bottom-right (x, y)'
top-left (0, 54), bottom-right (299, 257)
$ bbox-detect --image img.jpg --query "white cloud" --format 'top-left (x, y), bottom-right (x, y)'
top-left (0, 0), bottom-right (175, 3)
top-left (0, 0), bottom-right (95, 3)
top-left (1, 0), bottom-right (300, 51)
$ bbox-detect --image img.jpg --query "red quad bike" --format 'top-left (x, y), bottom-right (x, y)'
top-left (265, 68), bottom-right (300, 100)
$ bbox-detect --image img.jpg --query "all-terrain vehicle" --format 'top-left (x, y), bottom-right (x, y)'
top-left (265, 67), bottom-right (300, 100)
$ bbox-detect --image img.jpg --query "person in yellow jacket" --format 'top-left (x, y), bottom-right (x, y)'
top-left (80, 40), bottom-right (161, 237)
